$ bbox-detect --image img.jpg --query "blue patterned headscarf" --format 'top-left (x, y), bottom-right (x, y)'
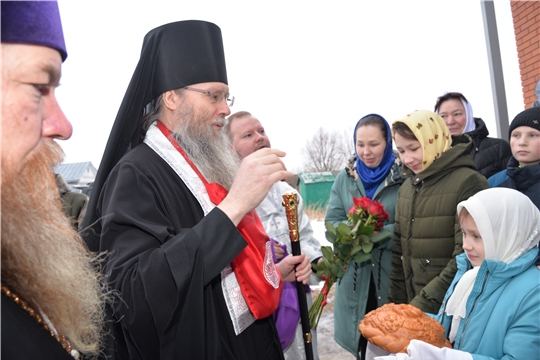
top-left (354, 114), bottom-right (395, 199)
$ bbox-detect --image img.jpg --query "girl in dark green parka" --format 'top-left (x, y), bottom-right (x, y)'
top-left (388, 110), bottom-right (488, 314)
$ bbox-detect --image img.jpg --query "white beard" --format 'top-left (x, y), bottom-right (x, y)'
top-left (171, 105), bottom-right (240, 190)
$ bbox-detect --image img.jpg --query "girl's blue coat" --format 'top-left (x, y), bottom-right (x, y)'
top-left (436, 249), bottom-right (540, 360)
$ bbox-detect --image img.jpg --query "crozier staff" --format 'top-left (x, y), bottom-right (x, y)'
top-left (282, 192), bottom-right (314, 360)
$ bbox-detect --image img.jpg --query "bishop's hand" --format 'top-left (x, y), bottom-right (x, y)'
top-left (218, 148), bottom-right (292, 225)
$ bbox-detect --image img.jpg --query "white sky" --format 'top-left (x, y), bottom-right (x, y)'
top-left (56, 0), bottom-right (524, 174)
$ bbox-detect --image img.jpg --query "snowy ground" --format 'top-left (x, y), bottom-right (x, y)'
top-left (309, 221), bottom-right (356, 360)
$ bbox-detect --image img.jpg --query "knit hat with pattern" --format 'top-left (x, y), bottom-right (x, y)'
top-left (509, 107), bottom-right (540, 137)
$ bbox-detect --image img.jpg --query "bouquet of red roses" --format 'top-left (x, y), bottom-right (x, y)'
top-left (309, 197), bottom-right (391, 329)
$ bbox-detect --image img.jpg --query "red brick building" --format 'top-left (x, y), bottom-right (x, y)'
top-left (510, 1), bottom-right (540, 108)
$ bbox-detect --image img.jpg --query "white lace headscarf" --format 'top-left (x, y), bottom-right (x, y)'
top-left (445, 188), bottom-right (540, 342)
top-left (435, 94), bottom-right (476, 134)
top-left (460, 98), bottom-right (476, 134)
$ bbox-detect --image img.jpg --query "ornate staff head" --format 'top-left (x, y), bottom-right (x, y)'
top-left (282, 191), bottom-right (300, 243)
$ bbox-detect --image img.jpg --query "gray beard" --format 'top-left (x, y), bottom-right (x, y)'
top-left (172, 106), bottom-right (240, 190)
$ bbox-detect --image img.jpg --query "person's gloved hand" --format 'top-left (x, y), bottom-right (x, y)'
top-left (375, 340), bottom-right (473, 360)
top-left (374, 353), bottom-right (409, 360)
top-left (407, 340), bottom-right (472, 360)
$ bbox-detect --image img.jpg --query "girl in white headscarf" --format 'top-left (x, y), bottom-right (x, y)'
top-left (374, 188), bottom-right (540, 360)
top-left (440, 187), bottom-right (540, 358)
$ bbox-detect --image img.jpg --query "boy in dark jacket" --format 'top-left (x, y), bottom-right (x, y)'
top-left (488, 107), bottom-right (540, 209)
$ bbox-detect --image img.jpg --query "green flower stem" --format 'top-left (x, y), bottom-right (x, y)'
top-left (343, 234), bottom-right (362, 263)
top-left (309, 210), bottom-right (379, 329)
top-left (342, 214), bottom-right (373, 265)
top-left (309, 291), bottom-right (324, 329)
top-left (308, 276), bottom-right (335, 330)
top-left (340, 214), bottom-right (375, 268)
top-left (363, 214), bottom-right (374, 228)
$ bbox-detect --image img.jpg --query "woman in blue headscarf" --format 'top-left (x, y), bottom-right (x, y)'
top-left (325, 114), bottom-right (404, 360)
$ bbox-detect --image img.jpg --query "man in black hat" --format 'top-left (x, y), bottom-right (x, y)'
top-left (82, 21), bottom-right (311, 360)
top-left (1, 1), bottom-right (106, 359)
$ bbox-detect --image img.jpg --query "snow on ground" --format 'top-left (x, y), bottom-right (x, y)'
top-left (309, 220), bottom-right (332, 291)
top-left (310, 220), bottom-right (333, 248)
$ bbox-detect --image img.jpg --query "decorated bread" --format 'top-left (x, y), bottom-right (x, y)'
top-left (358, 303), bottom-right (452, 353)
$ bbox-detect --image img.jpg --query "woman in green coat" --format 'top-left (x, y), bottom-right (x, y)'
top-left (326, 114), bottom-right (403, 360)
top-left (388, 110), bottom-right (488, 314)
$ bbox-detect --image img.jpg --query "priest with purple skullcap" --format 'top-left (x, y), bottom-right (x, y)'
top-left (1, 0), bottom-right (67, 61)
top-left (2, 2), bottom-right (107, 359)
top-left (81, 19), bottom-right (312, 360)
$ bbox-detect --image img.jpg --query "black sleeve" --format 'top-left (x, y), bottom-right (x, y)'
top-left (97, 159), bottom-right (247, 359)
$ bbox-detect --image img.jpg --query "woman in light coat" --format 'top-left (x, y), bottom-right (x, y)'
top-left (326, 114), bottom-right (403, 360)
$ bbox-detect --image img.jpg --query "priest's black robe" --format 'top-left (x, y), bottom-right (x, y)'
top-left (1, 293), bottom-right (74, 360)
top-left (95, 143), bottom-right (284, 360)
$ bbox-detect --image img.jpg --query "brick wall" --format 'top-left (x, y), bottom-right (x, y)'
top-left (510, 1), bottom-right (540, 108)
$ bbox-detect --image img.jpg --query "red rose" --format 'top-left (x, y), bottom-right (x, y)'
top-left (368, 200), bottom-right (387, 219)
top-left (375, 210), bottom-right (389, 224)
top-left (353, 197), bottom-right (372, 210)
top-left (348, 205), bottom-right (356, 215)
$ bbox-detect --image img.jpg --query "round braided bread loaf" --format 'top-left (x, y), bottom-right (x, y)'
top-left (358, 303), bottom-right (452, 353)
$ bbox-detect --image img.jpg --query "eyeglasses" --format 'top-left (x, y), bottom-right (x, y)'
top-left (184, 86), bottom-right (235, 107)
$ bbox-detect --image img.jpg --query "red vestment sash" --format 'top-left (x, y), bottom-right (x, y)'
top-left (156, 121), bottom-right (281, 319)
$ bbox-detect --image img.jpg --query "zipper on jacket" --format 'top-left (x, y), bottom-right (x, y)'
top-left (409, 267), bottom-right (414, 297)
top-left (415, 180), bottom-right (424, 193)
top-left (407, 181), bottom-right (420, 299)
top-left (456, 272), bottom-right (489, 350)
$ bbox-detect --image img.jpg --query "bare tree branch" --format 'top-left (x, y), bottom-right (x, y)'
top-left (338, 128), bottom-right (355, 161)
top-left (301, 127), bottom-right (351, 172)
